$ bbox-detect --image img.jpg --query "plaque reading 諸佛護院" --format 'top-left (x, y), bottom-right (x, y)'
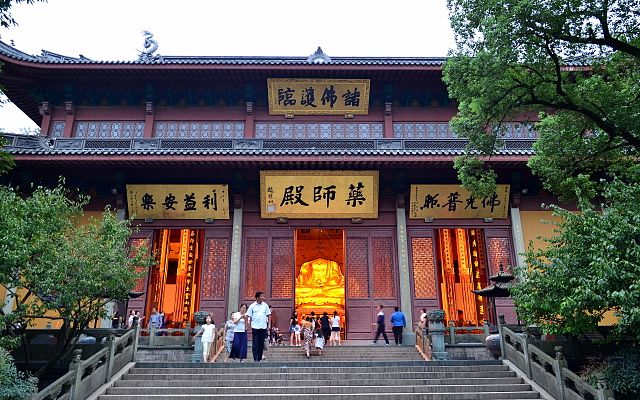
top-left (268, 79), bottom-right (370, 116)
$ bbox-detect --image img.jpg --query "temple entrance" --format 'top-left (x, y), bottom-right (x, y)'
top-left (146, 229), bottom-right (203, 328)
top-left (436, 228), bottom-right (490, 326)
top-left (294, 229), bottom-right (346, 332)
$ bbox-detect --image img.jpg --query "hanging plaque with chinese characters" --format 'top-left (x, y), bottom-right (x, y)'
top-left (409, 184), bottom-right (510, 219)
top-left (126, 184), bottom-right (229, 220)
top-left (267, 79), bottom-right (370, 115)
top-left (260, 170), bottom-right (378, 219)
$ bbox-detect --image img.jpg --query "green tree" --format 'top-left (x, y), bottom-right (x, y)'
top-left (513, 180), bottom-right (640, 342)
top-left (444, 0), bottom-right (639, 199)
top-left (443, 0), bottom-right (640, 341)
top-left (0, 184), bottom-right (154, 376)
top-left (0, 0), bottom-right (47, 29)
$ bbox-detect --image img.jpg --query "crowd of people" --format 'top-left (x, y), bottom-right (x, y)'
top-left (125, 293), bottom-right (421, 363)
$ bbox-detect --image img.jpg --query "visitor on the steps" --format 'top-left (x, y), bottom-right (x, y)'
top-left (372, 304), bottom-right (390, 346)
top-left (320, 312), bottom-right (331, 343)
top-left (247, 291), bottom-right (271, 362)
top-left (223, 313), bottom-right (236, 363)
top-left (289, 310), bottom-right (300, 346)
top-left (301, 318), bottom-right (314, 358)
top-left (329, 311), bottom-right (341, 346)
top-left (194, 315), bottom-right (215, 362)
top-left (229, 304), bottom-right (248, 362)
top-left (390, 306), bottom-right (407, 346)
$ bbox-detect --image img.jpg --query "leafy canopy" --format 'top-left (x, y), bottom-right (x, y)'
top-left (444, 0), bottom-right (640, 341)
top-left (444, 0), bottom-right (640, 199)
top-left (513, 180), bottom-right (640, 342)
top-left (0, 183), bottom-right (154, 375)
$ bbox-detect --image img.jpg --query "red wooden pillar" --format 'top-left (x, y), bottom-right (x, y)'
top-left (384, 102), bottom-right (393, 138)
top-left (39, 102), bottom-right (52, 136)
top-left (144, 101), bottom-right (155, 138)
top-left (63, 101), bottom-right (75, 138)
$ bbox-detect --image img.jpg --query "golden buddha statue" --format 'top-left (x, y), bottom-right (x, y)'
top-left (295, 258), bottom-right (345, 305)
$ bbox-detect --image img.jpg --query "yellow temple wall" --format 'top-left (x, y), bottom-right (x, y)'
top-left (520, 210), bottom-right (617, 326)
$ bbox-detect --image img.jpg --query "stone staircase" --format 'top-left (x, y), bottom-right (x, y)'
top-left (97, 345), bottom-right (542, 399)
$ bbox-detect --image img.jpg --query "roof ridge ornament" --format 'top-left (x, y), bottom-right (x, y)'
top-left (138, 30), bottom-right (161, 62)
top-left (307, 46), bottom-right (331, 64)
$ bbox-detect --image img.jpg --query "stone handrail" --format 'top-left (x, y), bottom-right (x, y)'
top-left (447, 321), bottom-right (490, 344)
top-left (413, 324), bottom-right (432, 361)
top-left (31, 328), bottom-right (138, 400)
top-left (499, 323), bottom-right (615, 400)
top-left (31, 371), bottom-right (75, 400)
top-left (137, 327), bottom-right (194, 348)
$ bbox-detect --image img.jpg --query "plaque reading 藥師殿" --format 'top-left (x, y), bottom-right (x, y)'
top-left (267, 79), bottom-right (370, 116)
top-left (260, 170), bottom-right (378, 219)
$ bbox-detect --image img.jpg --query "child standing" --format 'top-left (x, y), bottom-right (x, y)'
top-left (293, 322), bottom-right (301, 346)
top-left (195, 315), bottom-right (216, 362)
top-left (223, 314), bottom-right (235, 363)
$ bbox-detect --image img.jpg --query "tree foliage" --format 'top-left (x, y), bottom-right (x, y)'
top-left (0, 348), bottom-right (36, 400)
top-left (513, 180), bottom-right (640, 342)
top-left (444, 0), bottom-right (640, 342)
top-left (0, 183), bottom-right (154, 375)
top-left (443, 0), bottom-right (640, 199)
top-left (0, 0), bottom-right (47, 29)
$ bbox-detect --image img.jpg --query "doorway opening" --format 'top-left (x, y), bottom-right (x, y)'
top-left (294, 229), bottom-right (346, 333)
top-left (146, 229), bottom-right (203, 328)
top-left (436, 228), bottom-right (490, 326)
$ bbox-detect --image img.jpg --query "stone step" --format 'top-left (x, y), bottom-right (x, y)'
top-left (115, 377), bottom-right (524, 387)
top-left (122, 370), bottom-right (517, 381)
top-left (98, 392), bottom-right (540, 400)
top-left (106, 383), bottom-right (534, 395)
top-left (129, 364), bottom-right (510, 374)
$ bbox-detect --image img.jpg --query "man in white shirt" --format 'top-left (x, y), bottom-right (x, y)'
top-left (247, 291), bottom-right (271, 362)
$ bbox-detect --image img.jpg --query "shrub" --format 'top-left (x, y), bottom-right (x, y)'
top-left (580, 349), bottom-right (640, 400)
top-left (0, 348), bottom-right (37, 400)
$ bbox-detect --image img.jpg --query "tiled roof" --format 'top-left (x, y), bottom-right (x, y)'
top-left (0, 40), bottom-right (446, 66)
top-left (3, 134), bottom-right (535, 158)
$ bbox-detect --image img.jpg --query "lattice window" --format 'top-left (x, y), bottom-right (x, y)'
top-left (244, 237), bottom-right (268, 298)
top-left (347, 237), bottom-right (369, 298)
top-left (487, 237), bottom-right (512, 276)
top-left (74, 121), bottom-right (145, 138)
top-left (271, 237), bottom-right (294, 299)
top-left (154, 122), bottom-right (244, 138)
top-left (201, 238), bottom-right (229, 299)
top-left (372, 237), bottom-right (395, 298)
top-left (411, 237), bottom-right (437, 298)
top-left (394, 122), bottom-right (456, 139)
top-left (129, 238), bottom-right (150, 293)
top-left (255, 123), bottom-right (383, 139)
top-left (50, 121), bottom-right (65, 138)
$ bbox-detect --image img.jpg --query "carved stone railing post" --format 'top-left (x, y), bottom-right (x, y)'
top-left (553, 346), bottom-right (567, 400)
top-left (448, 321), bottom-right (456, 345)
top-left (105, 330), bottom-right (117, 383)
top-left (427, 310), bottom-right (449, 360)
top-left (522, 328), bottom-right (533, 378)
top-left (498, 314), bottom-right (506, 360)
top-left (596, 373), bottom-right (615, 400)
top-left (69, 349), bottom-right (82, 400)
top-left (191, 311), bottom-right (209, 363)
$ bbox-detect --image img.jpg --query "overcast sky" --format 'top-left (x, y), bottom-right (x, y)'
top-left (0, 0), bottom-right (455, 133)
